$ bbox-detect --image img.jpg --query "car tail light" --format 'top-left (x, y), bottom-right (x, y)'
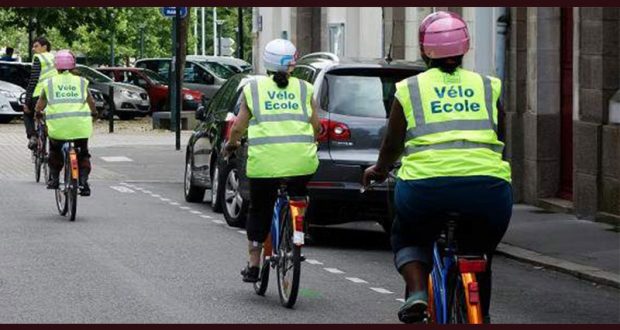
top-left (458, 258), bottom-right (487, 273)
top-left (318, 118), bottom-right (351, 143)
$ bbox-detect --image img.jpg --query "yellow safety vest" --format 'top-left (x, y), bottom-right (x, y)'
top-left (33, 52), bottom-right (58, 97)
top-left (395, 67), bottom-right (511, 182)
top-left (43, 72), bottom-right (93, 141)
top-left (243, 76), bottom-right (318, 178)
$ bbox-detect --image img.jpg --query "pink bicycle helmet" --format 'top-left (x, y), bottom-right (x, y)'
top-left (55, 50), bottom-right (76, 70)
top-left (419, 11), bottom-right (470, 59)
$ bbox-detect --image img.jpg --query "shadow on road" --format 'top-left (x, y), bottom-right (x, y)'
top-left (307, 225), bottom-right (391, 251)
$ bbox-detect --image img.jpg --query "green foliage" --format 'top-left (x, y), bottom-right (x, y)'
top-left (0, 7), bottom-right (252, 65)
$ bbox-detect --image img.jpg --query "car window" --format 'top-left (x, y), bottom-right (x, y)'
top-left (184, 63), bottom-right (214, 84)
top-left (197, 61), bottom-right (235, 79)
top-left (323, 68), bottom-right (420, 118)
top-left (137, 60), bottom-right (170, 80)
top-left (125, 71), bottom-right (149, 89)
top-left (291, 66), bottom-right (316, 83)
top-left (141, 69), bottom-right (167, 85)
top-left (76, 66), bottom-right (113, 83)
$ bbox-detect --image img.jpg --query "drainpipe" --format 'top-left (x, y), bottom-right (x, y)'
top-left (495, 7), bottom-right (509, 83)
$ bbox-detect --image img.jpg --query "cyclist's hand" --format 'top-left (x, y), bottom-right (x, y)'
top-left (222, 140), bottom-right (240, 159)
top-left (34, 110), bottom-right (43, 119)
top-left (362, 164), bottom-right (389, 189)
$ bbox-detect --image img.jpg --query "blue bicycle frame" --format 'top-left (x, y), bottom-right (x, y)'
top-left (430, 238), bottom-right (457, 324)
top-left (269, 190), bottom-right (288, 254)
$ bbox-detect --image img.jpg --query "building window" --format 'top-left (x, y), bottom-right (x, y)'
top-left (329, 23), bottom-right (345, 57)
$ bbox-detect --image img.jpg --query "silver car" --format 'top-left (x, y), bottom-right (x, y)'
top-left (0, 80), bottom-right (25, 122)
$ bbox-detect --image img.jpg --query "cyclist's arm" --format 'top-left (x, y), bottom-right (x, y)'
top-left (34, 91), bottom-right (47, 113)
top-left (228, 93), bottom-right (251, 145)
top-left (26, 57), bottom-right (41, 106)
top-left (310, 98), bottom-right (320, 139)
top-left (375, 99), bottom-right (406, 171)
top-left (86, 91), bottom-right (97, 117)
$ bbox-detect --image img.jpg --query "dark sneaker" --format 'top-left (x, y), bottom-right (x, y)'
top-left (241, 265), bottom-right (259, 283)
top-left (398, 297), bottom-right (428, 324)
top-left (79, 183), bottom-right (91, 196)
top-left (46, 176), bottom-right (59, 190)
top-left (27, 137), bottom-right (37, 150)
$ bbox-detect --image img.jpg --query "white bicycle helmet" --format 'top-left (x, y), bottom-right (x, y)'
top-left (263, 39), bottom-right (298, 73)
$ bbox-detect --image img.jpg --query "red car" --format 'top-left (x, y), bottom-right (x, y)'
top-left (98, 67), bottom-right (204, 112)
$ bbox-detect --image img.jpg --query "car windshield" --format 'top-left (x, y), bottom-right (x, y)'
top-left (324, 68), bottom-right (420, 118)
top-left (77, 66), bottom-right (113, 83)
top-left (141, 69), bottom-right (168, 85)
top-left (197, 61), bottom-right (235, 79)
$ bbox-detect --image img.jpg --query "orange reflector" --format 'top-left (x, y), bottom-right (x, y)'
top-left (468, 282), bottom-right (480, 304)
top-left (458, 258), bottom-right (487, 273)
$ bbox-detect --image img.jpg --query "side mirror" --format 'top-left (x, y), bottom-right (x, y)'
top-left (195, 105), bottom-right (206, 121)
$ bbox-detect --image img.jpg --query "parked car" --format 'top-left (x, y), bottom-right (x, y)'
top-left (134, 58), bottom-right (229, 101)
top-left (186, 55), bottom-right (253, 73)
top-left (97, 67), bottom-right (203, 112)
top-left (74, 65), bottom-right (151, 120)
top-left (0, 80), bottom-right (25, 114)
top-left (0, 91), bottom-right (20, 123)
top-left (183, 54), bottom-right (426, 231)
top-left (0, 61), bottom-right (30, 89)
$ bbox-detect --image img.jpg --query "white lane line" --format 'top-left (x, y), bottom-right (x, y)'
top-left (142, 190), bottom-right (152, 194)
top-left (212, 220), bottom-right (225, 225)
top-left (237, 230), bottom-right (247, 235)
top-left (396, 298), bottom-right (405, 303)
top-left (305, 259), bottom-right (324, 265)
top-left (170, 202), bottom-right (180, 206)
top-left (151, 194), bottom-right (161, 198)
top-left (370, 287), bottom-right (394, 294)
top-left (110, 186), bottom-right (135, 193)
top-left (324, 268), bottom-right (345, 274)
top-left (160, 198), bottom-right (170, 202)
top-left (200, 215), bottom-right (212, 219)
top-left (179, 206), bottom-right (192, 210)
top-left (345, 277), bottom-right (368, 284)
top-left (101, 156), bottom-right (133, 162)
top-left (190, 210), bottom-right (202, 215)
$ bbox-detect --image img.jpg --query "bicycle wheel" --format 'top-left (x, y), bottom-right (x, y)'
top-left (448, 271), bottom-right (482, 324)
top-left (67, 156), bottom-right (78, 222)
top-left (253, 246), bottom-right (270, 296)
top-left (55, 166), bottom-right (68, 216)
top-left (34, 149), bottom-right (42, 183)
top-left (276, 205), bottom-right (301, 308)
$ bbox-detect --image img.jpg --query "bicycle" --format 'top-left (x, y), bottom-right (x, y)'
top-left (363, 170), bottom-right (486, 324)
top-left (33, 114), bottom-right (48, 183)
top-left (253, 180), bottom-right (308, 308)
top-left (55, 141), bottom-right (80, 221)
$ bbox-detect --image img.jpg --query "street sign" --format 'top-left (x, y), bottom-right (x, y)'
top-left (161, 7), bottom-right (187, 18)
top-left (219, 37), bottom-right (235, 56)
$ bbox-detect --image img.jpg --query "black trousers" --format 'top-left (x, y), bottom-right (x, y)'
top-left (246, 175), bottom-right (313, 243)
top-left (23, 96), bottom-right (38, 138)
top-left (48, 138), bottom-right (91, 178)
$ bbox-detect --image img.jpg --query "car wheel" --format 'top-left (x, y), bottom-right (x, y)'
top-left (222, 161), bottom-right (247, 228)
top-left (184, 155), bottom-right (206, 203)
top-left (210, 162), bottom-right (223, 213)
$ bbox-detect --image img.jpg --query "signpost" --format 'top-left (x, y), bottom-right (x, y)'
top-left (220, 37), bottom-right (235, 56)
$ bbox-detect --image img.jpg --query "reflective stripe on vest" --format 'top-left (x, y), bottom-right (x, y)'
top-left (38, 53), bottom-right (55, 78)
top-left (46, 78), bottom-right (87, 105)
top-left (46, 111), bottom-right (91, 120)
top-left (405, 75), bottom-right (495, 140)
top-left (247, 78), bottom-right (312, 146)
top-left (406, 140), bottom-right (504, 155)
top-left (248, 79), bottom-right (309, 126)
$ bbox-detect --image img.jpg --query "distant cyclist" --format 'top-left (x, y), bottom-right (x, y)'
top-left (363, 11), bottom-right (512, 323)
top-left (35, 50), bottom-right (97, 196)
top-left (223, 39), bottom-right (320, 283)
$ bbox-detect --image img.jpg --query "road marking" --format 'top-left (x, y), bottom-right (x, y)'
top-left (179, 206), bottom-right (192, 210)
top-left (190, 210), bottom-right (202, 215)
top-left (151, 194), bottom-right (161, 198)
top-left (370, 287), bottom-right (394, 294)
top-left (101, 156), bottom-right (133, 162)
top-left (160, 198), bottom-right (170, 202)
top-left (200, 215), bottom-right (212, 219)
top-left (110, 186), bottom-right (135, 193)
top-left (212, 220), bottom-right (225, 225)
top-left (237, 230), bottom-right (246, 235)
top-left (142, 190), bottom-right (152, 194)
top-left (396, 298), bottom-right (405, 303)
top-left (170, 202), bottom-right (180, 206)
top-left (324, 268), bottom-right (345, 274)
top-left (305, 259), bottom-right (324, 265)
top-left (345, 277), bottom-right (368, 284)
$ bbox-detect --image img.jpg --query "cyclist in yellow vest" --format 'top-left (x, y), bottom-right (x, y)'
top-left (35, 50), bottom-right (97, 196)
top-left (223, 39), bottom-right (320, 282)
top-left (23, 37), bottom-right (58, 150)
top-left (363, 12), bottom-right (512, 323)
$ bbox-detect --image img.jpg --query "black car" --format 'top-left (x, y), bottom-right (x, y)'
top-left (184, 53), bottom-right (426, 232)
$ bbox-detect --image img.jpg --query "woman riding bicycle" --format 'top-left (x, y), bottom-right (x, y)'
top-left (363, 11), bottom-right (512, 323)
top-left (223, 39), bottom-right (320, 283)
top-left (35, 50), bottom-right (98, 196)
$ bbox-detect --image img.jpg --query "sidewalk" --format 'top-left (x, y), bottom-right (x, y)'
top-left (497, 204), bottom-right (620, 288)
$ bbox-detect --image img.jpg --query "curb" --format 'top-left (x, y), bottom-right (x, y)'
top-left (496, 243), bottom-right (620, 289)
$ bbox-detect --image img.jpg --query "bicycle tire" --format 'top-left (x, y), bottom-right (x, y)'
top-left (253, 248), bottom-right (270, 296)
top-left (55, 167), bottom-right (68, 216)
top-left (34, 151), bottom-right (42, 183)
top-left (448, 272), bottom-right (470, 324)
top-left (68, 182), bottom-right (77, 221)
top-left (276, 205), bottom-right (301, 308)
